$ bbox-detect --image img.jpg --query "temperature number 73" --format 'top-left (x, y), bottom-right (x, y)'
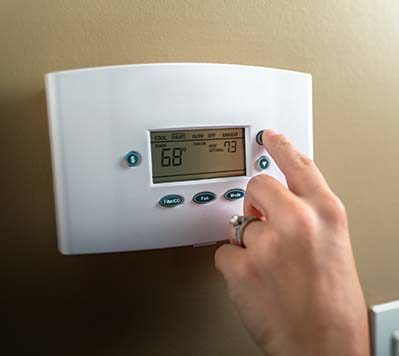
top-left (224, 140), bottom-right (237, 153)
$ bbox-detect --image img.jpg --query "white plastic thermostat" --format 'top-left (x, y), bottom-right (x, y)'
top-left (45, 63), bottom-right (313, 254)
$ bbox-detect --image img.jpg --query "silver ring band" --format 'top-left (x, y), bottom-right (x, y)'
top-left (230, 215), bottom-right (260, 247)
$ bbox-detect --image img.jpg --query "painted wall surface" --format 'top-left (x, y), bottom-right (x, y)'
top-left (1, 1), bottom-right (398, 355)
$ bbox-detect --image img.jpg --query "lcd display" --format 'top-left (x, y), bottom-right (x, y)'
top-left (150, 128), bottom-right (246, 183)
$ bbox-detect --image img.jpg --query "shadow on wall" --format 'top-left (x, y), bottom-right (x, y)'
top-left (1, 91), bottom-right (229, 355)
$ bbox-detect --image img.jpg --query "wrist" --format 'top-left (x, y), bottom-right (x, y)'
top-left (260, 324), bottom-right (370, 356)
top-left (311, 324), bottom-right (370, 356)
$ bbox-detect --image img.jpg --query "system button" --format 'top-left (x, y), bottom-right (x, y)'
top-left (256, 130), bottom-right (264, 145)
top-left (192, 192), bottom-right (216, 204)
top-left (124, 151), bottom-right (141, 167)
top-left (224, 188), bottom-right (245, 201)
top-left (257, 156), bottom-right (270, 170)
top-left (159, 194), bottom-right (184, 208)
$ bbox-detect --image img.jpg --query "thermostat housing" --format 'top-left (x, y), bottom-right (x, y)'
top-left (45, 63), bottom-right (312, 254)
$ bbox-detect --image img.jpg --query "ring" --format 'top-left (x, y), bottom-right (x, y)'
top-left (229, 215), bottom-right (260, 247)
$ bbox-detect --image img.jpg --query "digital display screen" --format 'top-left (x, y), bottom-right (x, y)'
top-left (150, 128), bottom-right (246, 183)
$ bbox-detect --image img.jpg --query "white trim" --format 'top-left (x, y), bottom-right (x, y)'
top-left (371, 300), bottom-right (399, 313)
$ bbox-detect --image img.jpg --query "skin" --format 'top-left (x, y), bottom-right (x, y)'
top-left (215, 129), bottom-right (370, 356)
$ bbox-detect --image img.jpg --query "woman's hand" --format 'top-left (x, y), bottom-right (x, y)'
top-left (215, 130), bottom-right (370, 356)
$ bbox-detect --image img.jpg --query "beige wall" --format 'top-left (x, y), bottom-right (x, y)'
top-left (1, 1), bottom-right (398, 355)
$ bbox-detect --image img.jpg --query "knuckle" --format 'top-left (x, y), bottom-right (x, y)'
top-left (271, 133), bottom-right (289, 149)
top-left (255, 228), bottom-right (278, 251)
top-left (318, 193), bottom-right (348, 228)
top-left (287, 204), bottom-right (318, 236)
top-left (290, 151), bottom-right (315, 173)
top-left (214, 252), bottom-right (222, 272)
top-left (214, 245), bottom-right (227, 272)
top-left (247, 173), bottom-right (279, 192)
top-left (234, 258), bottom-right (256, 281)
top-left (296, 153), bottom-right (314, 168)
top-left (247, 175), bottom-right (270, 195)
top-left (248, 174), bottom-right (269, 188)
top-left (271, 134), bottom-right (314, 170)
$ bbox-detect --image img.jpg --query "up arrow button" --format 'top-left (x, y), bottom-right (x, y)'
top-left (257, 156), bottom-right (270, 171)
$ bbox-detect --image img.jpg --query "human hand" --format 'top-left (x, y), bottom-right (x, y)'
top-left (215, 130), bottom-right (370, 356)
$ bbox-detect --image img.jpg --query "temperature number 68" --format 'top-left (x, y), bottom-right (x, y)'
top-left (161, 147), bottom-right (185, 167)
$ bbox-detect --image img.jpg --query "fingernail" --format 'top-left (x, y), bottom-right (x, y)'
top-left (264, 129), bottom-right (279, 136)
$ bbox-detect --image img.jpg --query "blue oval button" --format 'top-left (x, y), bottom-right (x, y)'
top-left (124, 151), bottom-right (141, 167)
top-left (192, 192), bottom-right (216, 205)
top-left (224, 188), bottom-right (245, 201)
top-left (159, 194), bottom-right (184, 208)
top-left (257, 156), bottom-right (270, 170)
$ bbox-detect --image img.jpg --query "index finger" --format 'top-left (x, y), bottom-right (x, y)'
top-left (262, 129), bottom-right (329, 197)
top-left (243, 173), bottom-right (298, 223)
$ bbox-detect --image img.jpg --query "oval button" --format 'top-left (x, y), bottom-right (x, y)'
top-left (224, 188), bottom-right (245, 201)
top-left (192, 191), bottom-right (216, 205)
top-left (124, 151), bottom-right (141, 167)
top-left (159, 194), bottom-right (184, 208)
top-left (257, 156), bottom-right (270, 170)
top-left (255, 130), bottom-right (264, 145)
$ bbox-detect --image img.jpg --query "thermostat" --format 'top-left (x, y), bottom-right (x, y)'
top-left (45, 63), bottom-right (313, 254)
